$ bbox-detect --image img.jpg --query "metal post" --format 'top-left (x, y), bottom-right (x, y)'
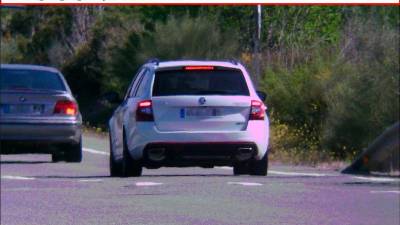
top-left (253, 5), bottom-right (262, 88)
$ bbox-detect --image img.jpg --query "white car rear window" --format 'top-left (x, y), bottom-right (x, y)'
top-left (153, 69), bottom-right (249, 96)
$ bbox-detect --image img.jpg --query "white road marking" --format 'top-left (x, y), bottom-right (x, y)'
top-left (78, 179), bottom-right (103, 182)
top-left (269, 170), bottom-right (329, 177)
top-left (83, 148), bottom-right (110, 156)
top-left (1, 175), bottom-right (35, 180)
top-left (217, 167), bottom-right (331, 177)
top-left (352, 176), bottom-right (399, 182)
top-left (227, 182), bottom-right (263, 186)
top-left (216, 166), bottom-right (232, 170)
top-left (135, 182), bottom-right (163, 186)
top-left (370, 190), bottom-right (400, 194)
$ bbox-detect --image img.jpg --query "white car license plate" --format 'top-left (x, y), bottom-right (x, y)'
top-left (184, 108), bottom-right (219, 117)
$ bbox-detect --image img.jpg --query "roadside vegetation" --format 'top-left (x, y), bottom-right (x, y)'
top-left (1, 6), bottom-right (399, 165)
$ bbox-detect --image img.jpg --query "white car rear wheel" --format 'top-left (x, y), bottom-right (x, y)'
top-left (250, 152), bottom-right (268, 176)
top-left (121, 133), bottom-right (142, 177)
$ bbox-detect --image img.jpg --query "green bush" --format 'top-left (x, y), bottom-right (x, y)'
top-left (322, 18), bottom-right (399, 158)
top-left (269, 119), bottom-right (335, 165)
top-left (0, 36), bottom-right (24, 63)
top-left (137, 16), bottom-right (240, 61)
top-left (262, 16), bottom-right (399, 162)
top-left (260, 54), bottom-right (330, 133)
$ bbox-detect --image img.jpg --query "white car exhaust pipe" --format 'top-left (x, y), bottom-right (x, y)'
top-left (236, 147), bottom-right (253, 161)
top-left (147, 148), bottom-right (166, 161)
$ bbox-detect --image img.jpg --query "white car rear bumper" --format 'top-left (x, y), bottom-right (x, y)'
top-left (126, 119), bottom-right (269, 161)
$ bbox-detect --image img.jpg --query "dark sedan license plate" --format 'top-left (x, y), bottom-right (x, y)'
top-left (1, 104), bottom-right (44, 114)
top-left (184, 108), bottom-right (220, 117)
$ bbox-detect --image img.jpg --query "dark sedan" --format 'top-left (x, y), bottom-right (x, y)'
top-left (0, 64), bottom-right (82, 162)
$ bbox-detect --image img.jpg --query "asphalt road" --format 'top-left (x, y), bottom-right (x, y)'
top-left (1, 134), bottom-right (400, 225)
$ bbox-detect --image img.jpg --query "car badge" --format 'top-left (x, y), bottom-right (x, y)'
top-left (198, 97), bottom-right (206, 105)
top-left (19, 96), bottom-right (26, 102)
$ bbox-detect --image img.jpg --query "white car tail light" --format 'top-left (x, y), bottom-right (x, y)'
top-left (184, 66), bottom-right (215, 70)
top-left (137, 100), bottom-right (154, 121)
top-left (249, 100), bottom-right (266, 120)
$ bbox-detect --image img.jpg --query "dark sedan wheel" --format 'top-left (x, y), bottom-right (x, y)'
top-left (65, 138), bottom-right (82, 163)
top-left (121, 135), bottom-right (142, 177)
top-left (249, 152), bottom-right (268, 176)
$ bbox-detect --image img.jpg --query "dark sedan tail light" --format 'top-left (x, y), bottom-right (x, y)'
top-left (54, 100), bottom-right (78, 116)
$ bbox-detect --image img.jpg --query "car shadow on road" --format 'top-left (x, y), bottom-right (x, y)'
top-left (31, 174), bottom-right (232, 179)
top-left (142, 174), bottom-right (232, 177)
top-left (0, 160), bottom-right (51, 164)
top-left (32, 175), bottom-right (110, 179)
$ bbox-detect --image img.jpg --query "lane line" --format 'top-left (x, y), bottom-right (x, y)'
top-left (370, 190), bottom-right (400, 194)
top-left (83, 147), bottom-right (110, 156)
top-left (78, 179), bottom-right (103, 182)
top-left (217, 167), bottom-right (332, 177)
top-left (269, 170), bottom-right (330, 177)
top-left (135, 182), bottom-right (163, 186)
top-left (1, 175), bottom-right (35, 180)
top-left (352, 176), bottom-right (399, 182)
top-left (227, 182), bottom-right (263, 186)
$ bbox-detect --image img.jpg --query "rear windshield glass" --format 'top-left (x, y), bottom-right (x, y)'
top-left (153, 69), bottom-right (249, 96)
top-left (0, 69), bottom-right (66, 91)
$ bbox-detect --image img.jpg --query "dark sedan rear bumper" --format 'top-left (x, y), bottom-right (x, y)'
top-left (0, 122), bottom-right (82, 154)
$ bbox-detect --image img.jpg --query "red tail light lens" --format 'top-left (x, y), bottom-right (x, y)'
top-left (249, 100), bottom-right (266, 120)
top-left (54, 100), bottom-right (78, 116)
top-left (184, 66), bottom-right (215, 70)
top-left (136, 100), bottom-right (154, 121)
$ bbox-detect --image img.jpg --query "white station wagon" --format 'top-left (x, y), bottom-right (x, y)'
top-left (108, 60), bottom-right (269, 177)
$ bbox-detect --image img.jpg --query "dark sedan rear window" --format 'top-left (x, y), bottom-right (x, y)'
top-left (153, 68), bottom-right (250, 96)
top-left (0, 69), bottom-right (66, 91)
